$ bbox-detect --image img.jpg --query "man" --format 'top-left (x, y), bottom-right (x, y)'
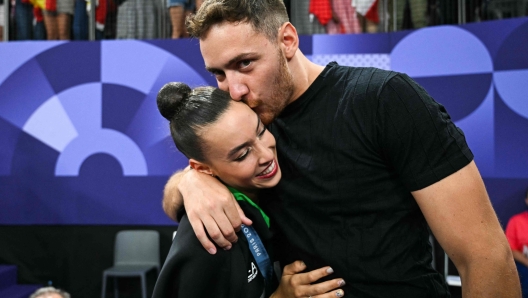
top-left (162, 0), bottom-right (520, 297)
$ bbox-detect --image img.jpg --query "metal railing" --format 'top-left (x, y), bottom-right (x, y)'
top-left (1, 0), bottom-right (527, 41)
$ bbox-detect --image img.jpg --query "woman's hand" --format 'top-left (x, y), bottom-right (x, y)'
top-left (271, 261), bottom-right (345, 298)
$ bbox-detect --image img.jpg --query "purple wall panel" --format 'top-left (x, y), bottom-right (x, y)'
top-left (0, 18), bottom-right (527, 225)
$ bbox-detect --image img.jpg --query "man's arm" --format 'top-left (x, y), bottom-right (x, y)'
top-left (162, 167), bottom-right (189, 222)
top-left (412, 161), bottom-right (520, 297)
top-left (162, 167), bottom-right (252, 254)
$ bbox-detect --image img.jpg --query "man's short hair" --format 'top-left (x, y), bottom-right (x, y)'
top-left (186, 0), bottom-right (289, 42)
top-left (29, 286), bottom-right (71, 298)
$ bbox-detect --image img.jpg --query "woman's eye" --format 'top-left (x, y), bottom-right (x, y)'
top-left (235, 148), bottom-right (251, 161)
top-left (258, 127), bottom-right (266, 138)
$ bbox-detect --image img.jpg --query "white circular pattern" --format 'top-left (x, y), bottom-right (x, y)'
top-left (310, 54), bottom-right (391, 70)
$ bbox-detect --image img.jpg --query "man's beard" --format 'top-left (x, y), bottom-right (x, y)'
top-left (259, 49), bottom-right (295, 125)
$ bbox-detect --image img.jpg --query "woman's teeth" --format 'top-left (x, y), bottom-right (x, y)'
top-left (259, 160), bottom-right (275, 176)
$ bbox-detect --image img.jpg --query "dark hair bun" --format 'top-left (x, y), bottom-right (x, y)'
top-left (157, 82), bottom-right (192, 120)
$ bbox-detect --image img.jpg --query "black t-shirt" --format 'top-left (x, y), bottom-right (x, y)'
top-left (153, 200), bottom-right (276, 298)
top-left (263, 62), bottom-right (473, 297)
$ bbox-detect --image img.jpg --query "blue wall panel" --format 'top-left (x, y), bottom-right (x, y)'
top-left (0, 17), bottom-right (527, 225)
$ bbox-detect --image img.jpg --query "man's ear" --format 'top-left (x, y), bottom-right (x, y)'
top-left (189, 159), bottom-right (214, 176)
top-left (278, 22), bottom-right (299, 60)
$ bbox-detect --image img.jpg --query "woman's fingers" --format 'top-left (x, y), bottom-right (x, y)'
top-left (273, 262), bottom-right (346, 298)
top-left (290, 265), bottom-right (336, 285)
top-left (306, 279), bottom-right (345, 297)
top-left (282, 260), bottom-right (307, 276)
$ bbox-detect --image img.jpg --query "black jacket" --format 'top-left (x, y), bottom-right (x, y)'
top-left (152, 200), bottom-right (277, 298)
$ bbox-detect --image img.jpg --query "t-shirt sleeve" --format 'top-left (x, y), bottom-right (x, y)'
top-left (376, 73), bottom-right (474, 191)
top-left (506, 216), bottom-right (521, 252)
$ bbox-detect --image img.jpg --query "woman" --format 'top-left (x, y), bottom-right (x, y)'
top-left (152, 82), bottom-right (345, 298)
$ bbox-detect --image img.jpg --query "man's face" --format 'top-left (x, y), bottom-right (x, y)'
top-left (200, 21), bottom-right (294, 125)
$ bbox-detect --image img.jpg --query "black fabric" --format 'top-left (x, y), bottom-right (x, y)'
top-left (0, 225), bottom-right (176, 298)
top-left (152, 200), bottom-right (277, 298)
top-left (263, 62), bottom-right (473, 297)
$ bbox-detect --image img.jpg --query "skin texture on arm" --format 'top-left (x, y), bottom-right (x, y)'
top-left (162, 167), bottom-right (252, 254)
top-left (412, 161), bottom-right (521, 297)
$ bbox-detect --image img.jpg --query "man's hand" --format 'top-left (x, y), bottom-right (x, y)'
top-left (163, 168), bottom-right (252, 254)
top-left (413, 161), bottom-right (521, 297)
top-left (271, 261), bottom-right (345, 298)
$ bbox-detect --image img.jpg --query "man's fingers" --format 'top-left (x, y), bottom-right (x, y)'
top-left (220, 194), bottom-right (243, 237)
top-left (187, 214), bottom-right (217, 254)
top-left (201, 214), bottom-right (233, 249)
top-left (213, 211), bottom-right (239, 245)
top-left (232, 199), bottom-right (252, 231)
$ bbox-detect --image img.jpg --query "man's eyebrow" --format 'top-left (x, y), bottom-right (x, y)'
top-left (205, 53), bottom-right (257, 74)
top-left (205, 66), bottom-right (221, 74)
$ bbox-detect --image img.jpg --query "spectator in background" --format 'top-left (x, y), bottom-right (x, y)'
top-left (0, 0), bottom-right (4, 41)
top-left (505, 188), bottom-right (528, 298)
top-left (72, 0), bottom-right (88, 39)
top-left (41, 0), bottom-right (74, 39)
top-left (167, 0), bottom-right (202, 39)
top-left (33, 6), bottom-right (47, 39)
top-left (30, 286), bottom-right (71, 298)
top-left (326, 0), bottom-right (361, 34)
top-left (116, 0), bottom-right (162, 39)
top-left (15, 0), bottom-right (34, 40)
top-left (291, 0), bottom-right (325, 35)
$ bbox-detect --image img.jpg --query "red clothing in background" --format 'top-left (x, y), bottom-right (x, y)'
top-left (506, 211), bottom-right (528, 253)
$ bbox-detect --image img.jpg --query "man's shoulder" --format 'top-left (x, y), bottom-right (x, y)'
top-left (327, 63), bottom-right (398, 86)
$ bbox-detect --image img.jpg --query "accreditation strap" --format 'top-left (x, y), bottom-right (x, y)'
top-left (227, 187), bottom-right (273, 283)
top-left (241, 224), bottom-right (274, 282)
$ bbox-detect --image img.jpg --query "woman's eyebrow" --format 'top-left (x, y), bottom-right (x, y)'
top-left (226, 115), bottom-right (261, 159)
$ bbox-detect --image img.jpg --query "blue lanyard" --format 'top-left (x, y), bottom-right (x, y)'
top-left (241, 224), bottom-right (274, 282)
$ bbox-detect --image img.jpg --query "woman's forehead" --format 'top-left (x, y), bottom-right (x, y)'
top-left (201, 103), bottom-right (258, 150)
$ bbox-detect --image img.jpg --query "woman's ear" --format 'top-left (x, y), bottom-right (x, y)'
top-left (278, 22), bottom-right (299, 60)
top-left (189, 159), bottom-right (214, 176)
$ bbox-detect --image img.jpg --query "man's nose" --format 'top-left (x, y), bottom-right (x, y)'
top-left (228, 82), bottom-right (249, 101)
top-left (222, 73), bottom-right (249, 101)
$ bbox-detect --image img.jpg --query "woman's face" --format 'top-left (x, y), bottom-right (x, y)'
top-left (196, 101), bottom-right (281, 194)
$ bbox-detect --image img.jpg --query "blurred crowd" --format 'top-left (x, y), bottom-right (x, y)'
top-left (0, 0), bottom-right (526, 41)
